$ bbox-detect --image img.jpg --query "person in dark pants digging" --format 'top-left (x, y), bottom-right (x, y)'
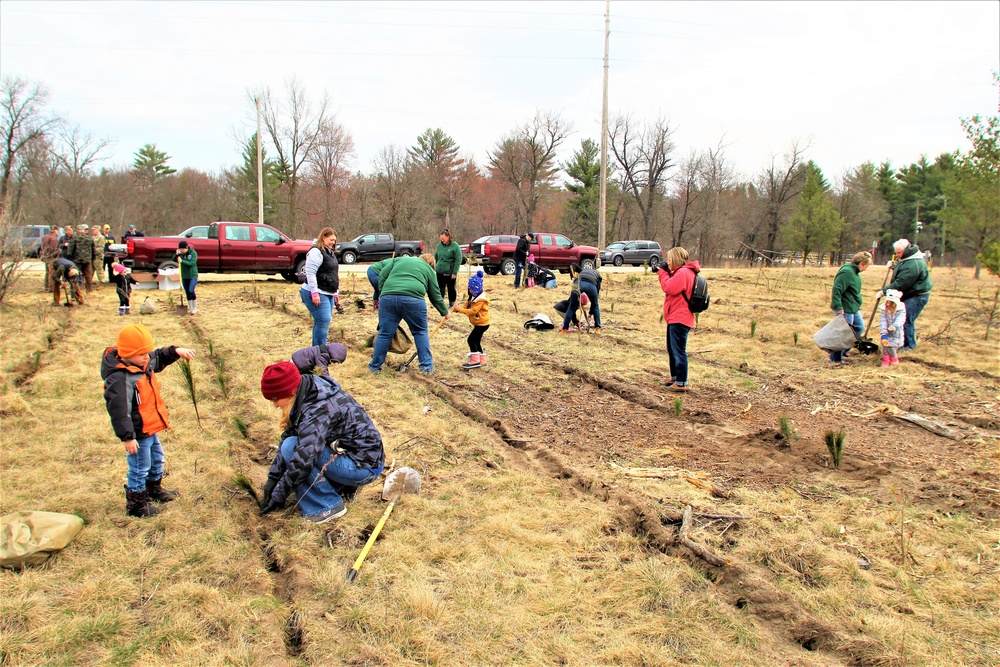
top-left (513, 232), bottom-right (534, 288)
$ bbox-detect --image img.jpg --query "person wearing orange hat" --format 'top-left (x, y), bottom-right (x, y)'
top-left (258, 360), bottom-right (385, 524)
top-left (101, 323), bottom-right (196, 517)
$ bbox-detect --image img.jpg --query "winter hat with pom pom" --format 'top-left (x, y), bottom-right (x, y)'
top-left (467, 270), bottom-right (484, 297)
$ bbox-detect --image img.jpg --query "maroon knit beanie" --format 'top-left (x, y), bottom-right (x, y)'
top-left (260, 362), bottom-right (301, 400)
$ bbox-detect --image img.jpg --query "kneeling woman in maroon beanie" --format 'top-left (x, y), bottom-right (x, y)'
top-left (258, 361), bottom-right (385, 524)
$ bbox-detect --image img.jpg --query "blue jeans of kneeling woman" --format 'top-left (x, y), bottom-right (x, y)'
top-left (279, 437), bottom-right (383, 517)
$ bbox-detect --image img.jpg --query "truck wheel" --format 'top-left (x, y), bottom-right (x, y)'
top-left (580, 258), bottom-right (595, 271)
top-left (293, 258), bottom-right (307, 284)
top-left (484, 266), bottom-right (500, 276)
top-left (158, 260), bottom-right (178, 272)
top-left (341, 250), bottom-right (357, 264)
top-left (500, 258), bottom-right (516, 276)
top-left (399, 249), bottom-right (413, 257)
top-left (612, 255), bottom-right (624, 267)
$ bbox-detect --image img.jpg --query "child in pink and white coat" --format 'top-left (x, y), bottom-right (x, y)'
top-left (879, 289), bottom-right (907, 367)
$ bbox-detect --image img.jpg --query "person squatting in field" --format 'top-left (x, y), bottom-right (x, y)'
top-left (101, 323), bottom-right (196, 518)
top-left (654, 247), bottom-right (701, 392)
top-left (258, 358), bottom-right (385, 524)
top-left (451, 270), bottom-right (490, 370)
top-left (559, 263), bottom-right (602, 333)
top-left (828, 251), bottom-right (872, 366)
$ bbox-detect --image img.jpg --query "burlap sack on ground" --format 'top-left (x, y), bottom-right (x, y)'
top-left (813, 316), bottom-right (856, 352)
top-left (388, 325), bottom-right (412, 355)
top-left (1, 511), bottom-right (85, 569)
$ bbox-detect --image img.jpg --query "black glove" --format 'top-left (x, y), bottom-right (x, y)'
top-left (650, 261), bottom-right (660, 273)
top-left (260, 479), bottom-right (277, 509)
top-left (259, 497), bottom-right (282, 516)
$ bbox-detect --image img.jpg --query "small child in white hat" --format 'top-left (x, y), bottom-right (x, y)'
top-left (879, 289), bottom-right (907, 366)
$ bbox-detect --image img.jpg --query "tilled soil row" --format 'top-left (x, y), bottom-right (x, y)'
top-left (409, 372), bottom-right (890, 666)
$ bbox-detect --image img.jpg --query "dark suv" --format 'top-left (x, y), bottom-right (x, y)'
top-left (599, 240), bottom-right (662, 267)
top-left (470, 233), bottom-right (599, 275)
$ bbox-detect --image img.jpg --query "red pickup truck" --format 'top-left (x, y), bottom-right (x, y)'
top-left (125, 222), bottom-right (315, 282)
top-left (469, 232), bottom-right (599, 275)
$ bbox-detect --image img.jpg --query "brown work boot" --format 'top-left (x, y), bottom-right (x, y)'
top-left (125, 486), bottom-right (163, 517)
top-left (146, 477), bottom-right (179, 503)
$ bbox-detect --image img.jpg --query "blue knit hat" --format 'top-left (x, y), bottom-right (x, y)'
top-left (468, 270), bottom-right (484, 297)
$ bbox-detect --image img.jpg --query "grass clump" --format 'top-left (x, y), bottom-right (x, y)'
top-left (778, 415), bottom-right (796, 445)
top-left (673, 397), bottom-right (682, 417)
top-left (750, 319), bottom-right (758, 338)
top-left (232, 415), bottom-right (249, 439)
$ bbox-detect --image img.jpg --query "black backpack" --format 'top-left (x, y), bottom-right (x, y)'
top-left (682, 269), bottom-right (710, 313)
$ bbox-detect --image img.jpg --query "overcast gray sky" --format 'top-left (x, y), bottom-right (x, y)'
top-left (1, 1), bottom-right (997, 184)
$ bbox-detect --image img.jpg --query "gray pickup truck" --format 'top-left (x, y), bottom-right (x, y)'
top-left (335, 233), bottom-right (424, 264)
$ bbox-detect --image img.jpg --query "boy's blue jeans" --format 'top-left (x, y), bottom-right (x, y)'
top-left (127, 434), bottom-right (165, 492)
top-left (300, 290), bottom-right (335, 347)
top-left (279, 437), bottom-right (383, 518)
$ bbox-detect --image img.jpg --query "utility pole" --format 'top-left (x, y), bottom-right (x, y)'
top-left (936, 194), bottom-right (947, 261)
top-left (256, 96), bottom-right (264, 226)
top-left (598, 0), bottom-right (610, 253)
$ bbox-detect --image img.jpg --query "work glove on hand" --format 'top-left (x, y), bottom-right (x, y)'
top-left (260, 478), bottom-right (278, 508)
top-left (875, 290), bottom-right (884, 299)
top-left (881, 338), bottom-right (890, 347)
top-left (259, 496), bottom-right (283, 516)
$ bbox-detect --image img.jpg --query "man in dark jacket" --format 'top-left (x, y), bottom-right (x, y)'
top-left (513, 232), bottom-right (534, 288)
top-left (51, 257), bottom-right (83, 305)
top-left (67, 224), bottom-right (101, 293)
top-left (880, 239), bottom-right (933, 351)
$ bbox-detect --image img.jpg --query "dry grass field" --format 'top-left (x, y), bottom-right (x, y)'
top-left (1, 263), bottom-right (998, 667)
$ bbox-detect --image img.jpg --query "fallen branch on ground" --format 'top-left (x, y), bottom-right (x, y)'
top-left (679, 505), bottom-right (729, 567)
top-left (685, 477), bottom-right (732, 499)
top-left (892, 413), bottom-right (964, 440)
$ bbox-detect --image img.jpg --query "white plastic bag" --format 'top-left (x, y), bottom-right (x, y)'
top-left (813, 316), bottom-right (856, 352)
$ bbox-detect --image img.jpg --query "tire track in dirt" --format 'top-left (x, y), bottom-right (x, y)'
top-left (409, 372), bottom-right (883, 666)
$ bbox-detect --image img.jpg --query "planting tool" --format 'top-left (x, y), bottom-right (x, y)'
top-left (346, 466), bottom-right (421, 582)
top-left (398, 316), bottom-right (449, 372)
top-left (176, 289), bottom-right (189, 316)
top-left (857, 261), bottom-right (895, 353)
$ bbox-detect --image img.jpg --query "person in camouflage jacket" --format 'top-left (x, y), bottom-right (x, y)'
top-left (67, 224), bottom-right (102, 293)
top-left (259, 362), bottom-right (385, 523)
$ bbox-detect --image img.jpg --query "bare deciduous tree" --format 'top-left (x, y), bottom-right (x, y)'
top-left (695, 139), bottom-right (740, 263)
top-left (307, 121), bottom-right (355, 226)
top-left (372, 145), bottom-right (420, 235)
top-left (253, 77), bottom-right (333, 237)
top-left (1, 76), bottom-right (56, 215)
top-left (667, 151), bottom-right (705, 248)
top-left (755, 141), bottom-right (807, 263)
top-left (487, 111), bottom-right (570, 230)
top-left (608, 114), bottom-right (675, 240)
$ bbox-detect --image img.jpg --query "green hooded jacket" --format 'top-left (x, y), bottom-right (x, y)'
top-left (830, 263), bottom-right (863, 313)
top-left (887, 244), bottom-right (932, 301)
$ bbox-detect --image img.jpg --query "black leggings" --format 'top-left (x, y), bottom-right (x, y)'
top-left (437, 272), bottom-right (457, 306)
top-left (117, 286), bottom-right (130, 307)
top-left (468, 325), bottom-right (489, 353)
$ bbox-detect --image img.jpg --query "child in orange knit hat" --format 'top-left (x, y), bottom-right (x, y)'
top-left (101, 323), bottom-right (196, 518)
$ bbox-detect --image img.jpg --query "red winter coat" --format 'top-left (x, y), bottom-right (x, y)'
top-left (658, 261), bottom-right (701, 328)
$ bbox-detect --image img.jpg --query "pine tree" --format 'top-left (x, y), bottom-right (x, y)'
top-left (561, 139), bottom-right (609, 244)
top-left (132, 143), bottom-right (176, 187)
top-left (227, 133), bottom-right (279, 224)
top-left (781, 162), bottom-right (843, 265)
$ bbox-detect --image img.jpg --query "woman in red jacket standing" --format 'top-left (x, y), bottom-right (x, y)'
top-left (656, 246), bottom-right (701, 392)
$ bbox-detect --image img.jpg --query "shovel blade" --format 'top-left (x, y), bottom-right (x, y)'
top-left (382, 466), bottom-right (421, 501)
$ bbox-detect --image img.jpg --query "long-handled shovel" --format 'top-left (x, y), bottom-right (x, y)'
top-left (347, 466), bottom-right (421, 582)
top-left (398, 316), bottom-right (449, 372)
top-left (176, 288), bottom-right (189, 316)
top-left (859, 262), bottom-right (895, 348)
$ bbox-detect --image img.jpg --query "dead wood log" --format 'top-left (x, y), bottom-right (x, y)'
top-left (892, 413), bottom-right (964, 440)
top-left (679, 505), bottom-right (729, 567)
top-left (685, 477), bottom-right (732, 499)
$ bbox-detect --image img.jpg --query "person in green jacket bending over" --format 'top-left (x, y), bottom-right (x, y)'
top-left (369, 254), bottom-right (449, 374)
top-left (173, 240), bottom-right (199, 314)
top-left (433, 228), bottom-right (463, 308)
top-left (828, 251), bottom-right (871, 365)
